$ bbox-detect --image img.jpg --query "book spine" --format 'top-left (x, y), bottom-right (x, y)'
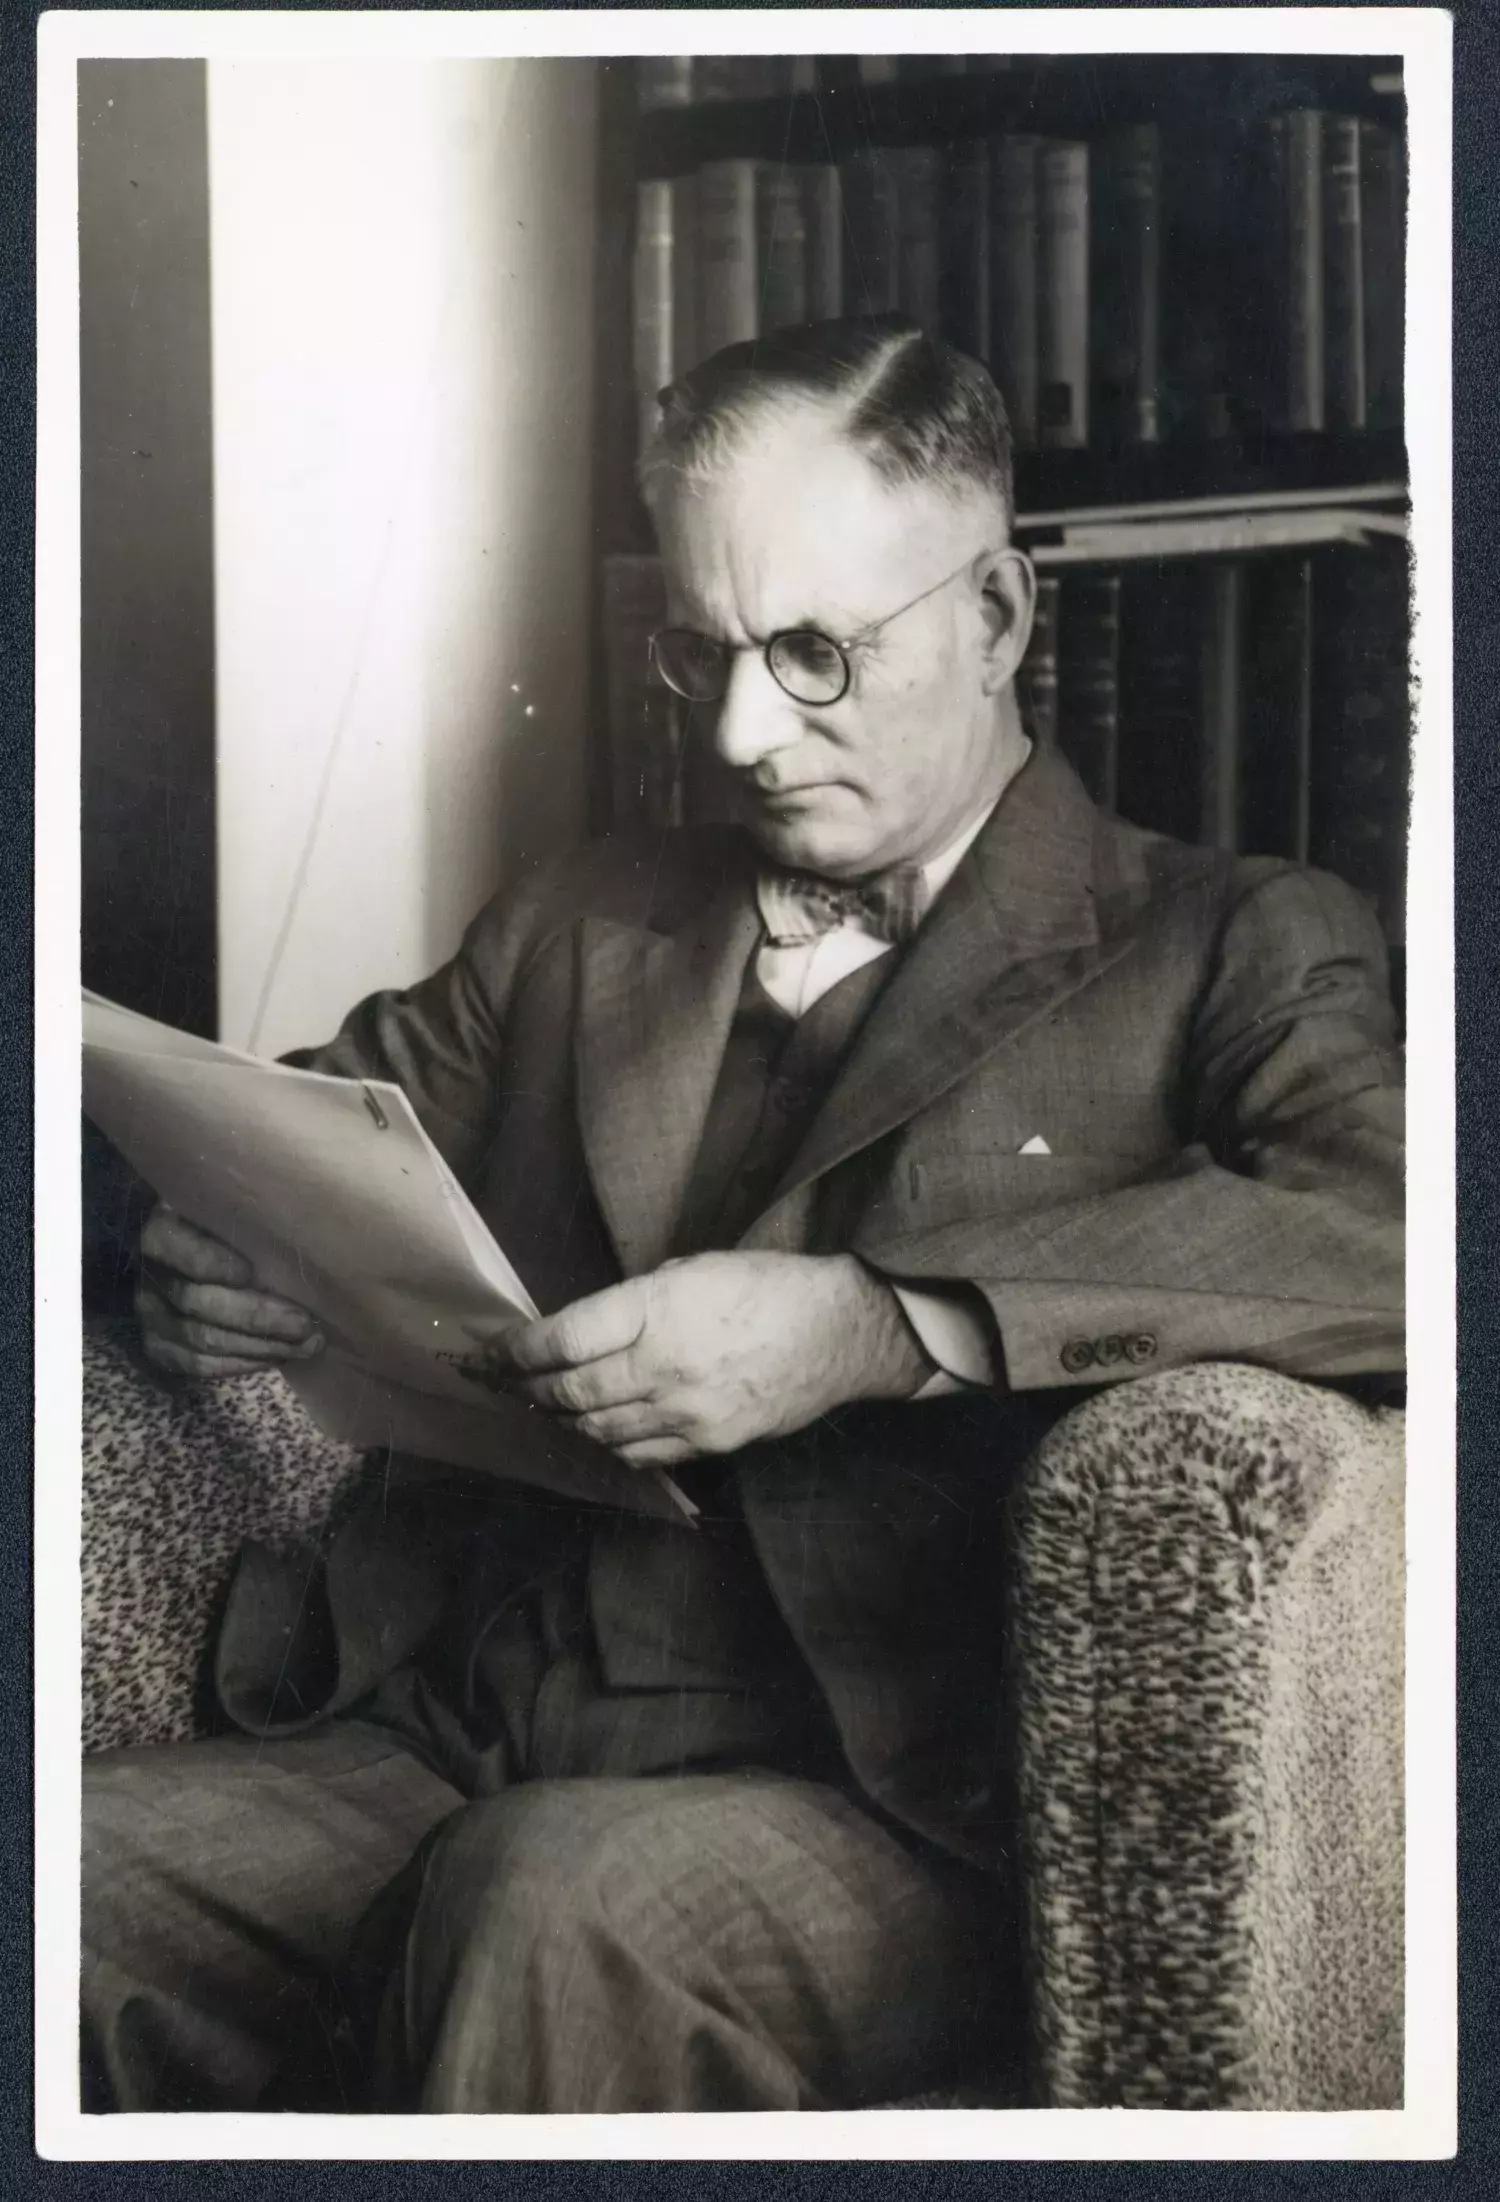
top-left (694, 59), bottom-right (736, 102)
top-left (1115, 562), bottom-right (1201, 841)
top-left (897, 55), bottom-right (969, 79)
top-left (669, 174), bottom-right (699, 380)
top-left (1092, 123), bottom-right (1162, 446)
top-left (696, 159), bottom-right (760, 355)
top-left (1058, 571), bottom-right (1122, 809)
top-left (757, 163), bottom-right (809, 330)
top-left (1015, 574), bottom-right (1060, 749)
top-left (637, 57), bottom-right (694, 112)
top-left (1322, 114), bottom-right (1367, 430)
top-left (839, 148), bottom-right (901, 315)
top-left (1160, 110), bottom-right (1234, 440)
top-left (989, 135), bottom-right (1040, 447)
top-left (1309, 544), bottom-right (1411, 944)
top-left (1197, 562), bottom-right (1246, 849)
top-left (1240, 555), bottom-right (1314, 863)
top-left (940, 138), bottom-right (990, 359)
top-left (1262, 110), bottom-right (1325, 432)
top-left (890, 146), bottom-right (944, 332)
top-left (1360, 121), bottom-right (1406, 430)
top-left (799, 164), bottom-right (844, 320)
top-left (632, 182), bottom-right (681, 454)
top-left (697, 59), bottom-right (790, 102)
top-left (1037, 140), bottom-right (1090, 449)
top-left (601, 555), bottom-right (683, 834)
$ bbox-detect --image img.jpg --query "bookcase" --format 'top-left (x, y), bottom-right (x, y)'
top-left (589, 52), bottom-right (1410, 950)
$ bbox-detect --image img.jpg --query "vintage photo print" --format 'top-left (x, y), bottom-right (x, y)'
top-left (35, 6), bottom-right (1454, 2163)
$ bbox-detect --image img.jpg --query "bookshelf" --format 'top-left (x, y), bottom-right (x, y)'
top-left (631, 54), bottom-right (1406, 179)
top-left (587, 51), bottom-right (1411, 949)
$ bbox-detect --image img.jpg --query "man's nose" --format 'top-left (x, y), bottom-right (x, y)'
top-left (711, 650), bottom-right (805, 773)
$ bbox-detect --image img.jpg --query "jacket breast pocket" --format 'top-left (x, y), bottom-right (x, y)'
top-left (885, 1150), bottom-right (1154, 1233)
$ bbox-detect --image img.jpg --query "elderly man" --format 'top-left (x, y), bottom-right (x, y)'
top-left (82, 318), bottom-right (1404, 2114)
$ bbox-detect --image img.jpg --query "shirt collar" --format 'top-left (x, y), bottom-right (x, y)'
top-left (755, 746), bottom-right (1025, 949)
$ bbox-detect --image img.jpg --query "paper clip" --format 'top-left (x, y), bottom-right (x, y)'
top-left (362, 1086), bottom-right (390, 1131)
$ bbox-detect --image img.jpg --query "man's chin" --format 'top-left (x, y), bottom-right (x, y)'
top-left (744, 799), bottom-right (873, 880)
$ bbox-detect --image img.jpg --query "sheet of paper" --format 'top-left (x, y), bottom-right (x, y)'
top-left (83, 989), bottom-right (268, 1069)
top-left (288, 1353), bottom-right (694, 1523)
top-left (82, 996), bottom-right (697, 1523)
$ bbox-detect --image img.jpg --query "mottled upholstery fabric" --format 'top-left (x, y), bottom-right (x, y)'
top-left (80, 1322), bottom-right (1404, 2109)
top-left (1008, 1361), bottom-right (1405, 2110)
top-left (82, 1318), bottom-right (369, 1754)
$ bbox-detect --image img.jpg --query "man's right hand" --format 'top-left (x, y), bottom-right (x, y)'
top-left (136, 1204), bottom-right (325, 1381)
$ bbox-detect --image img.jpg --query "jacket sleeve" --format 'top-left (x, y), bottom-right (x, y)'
top-left (858, 867), bottom-right (1405, 1393)
top-left (278, 874), bottom-right (556, 1184)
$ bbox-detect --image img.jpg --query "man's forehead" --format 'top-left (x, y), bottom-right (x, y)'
top-left (657, 425), bottom-right (962, 625)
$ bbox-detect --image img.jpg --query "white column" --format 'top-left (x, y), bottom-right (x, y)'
top-left (208, 58), bottom-right (598, 1054)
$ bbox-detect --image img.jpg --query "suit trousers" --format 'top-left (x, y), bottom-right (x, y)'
top-left (81, 1720), bottom-right (1008, 2113)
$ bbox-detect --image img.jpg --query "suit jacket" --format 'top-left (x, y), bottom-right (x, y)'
top-left (225, 745), bottom-right (1402, 1865)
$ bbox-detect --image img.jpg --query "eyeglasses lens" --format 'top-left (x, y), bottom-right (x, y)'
top-left (652, 628), bottom-right (849, 706)
top-left (767, 631), bottom-right (848, 704)
top-left (652, 631), bottom-right (730, 701)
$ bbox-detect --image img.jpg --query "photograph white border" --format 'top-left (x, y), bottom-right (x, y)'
top-left (34, 7), bottom-right (1456, 2162)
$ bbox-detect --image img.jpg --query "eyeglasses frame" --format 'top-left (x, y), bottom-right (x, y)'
top-left (648, 545), bottom-right (1005, 709)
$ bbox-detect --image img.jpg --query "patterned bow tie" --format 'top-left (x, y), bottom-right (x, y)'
top-left (758, 863), bottom-right (930, 948)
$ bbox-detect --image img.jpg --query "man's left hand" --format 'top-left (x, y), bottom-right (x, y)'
top-left (475, 1252), bottom-right (932, 1468)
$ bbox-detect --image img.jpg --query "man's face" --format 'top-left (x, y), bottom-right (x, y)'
top-left (653, 412), bottom-right (1028, 880)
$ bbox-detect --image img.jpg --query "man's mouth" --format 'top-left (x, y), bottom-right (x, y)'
top-left (751, 780), bottom-right (837, 804)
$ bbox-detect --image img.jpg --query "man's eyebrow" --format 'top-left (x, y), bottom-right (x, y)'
top-left (677, 609), bottom-right (837, 643)
top-left (776, 604), bottom-right (867, 639)
top-left (672, 602), bottom-right (866, 642)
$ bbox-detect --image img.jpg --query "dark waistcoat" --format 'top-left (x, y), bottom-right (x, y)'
top-left (573, 949), bottom-right (899, 1771)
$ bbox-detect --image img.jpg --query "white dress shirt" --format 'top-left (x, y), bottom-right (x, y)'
top-left (753, 795), bottom-right (1013, 1395)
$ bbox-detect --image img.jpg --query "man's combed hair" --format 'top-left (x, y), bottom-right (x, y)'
top-left (639, 316), bottom-right (1015, 530)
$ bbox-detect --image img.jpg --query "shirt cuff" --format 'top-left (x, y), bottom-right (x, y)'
top-left (890, 1284), bottom-right (999, 1395)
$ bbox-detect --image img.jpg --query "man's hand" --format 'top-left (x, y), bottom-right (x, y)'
top-left (473, 1252), bottom-right (933, 1468)
top-left (135, 1204), bottom-right (325, 1381)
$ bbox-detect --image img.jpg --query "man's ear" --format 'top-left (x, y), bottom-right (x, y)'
top-left (974, 546), bottom-right (1036, 697)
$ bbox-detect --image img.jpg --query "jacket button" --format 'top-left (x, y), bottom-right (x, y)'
top-left (1060, 1339), bottom-right (1095, 1375)
top-left (1125, 1332), bottom-right (1158, 1365)
top-left (1097, 1334), bottom-right (1126, 1366)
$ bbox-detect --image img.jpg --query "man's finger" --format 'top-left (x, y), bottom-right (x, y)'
top-left (144, 1272), bottom-right (318, 1344)
top-left (136, 1282), bottom-right (322, 1363)
top-left (518, 1349), bottom-right (646, 1417)
top-left (616, 1435), bottom-right (696, 1469)
top-left (478, 1283), bottom-right (648, 1377)
top-left (140, 1205), bottom-right (254, 1287)
top-left (561, 1397), bottom-right (682, 1448)
top-left (141, 1336), bottom-right (278, 1382)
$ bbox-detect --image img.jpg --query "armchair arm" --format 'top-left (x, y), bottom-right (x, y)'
top-left (1005, 1361), bottom-right (1404, 2109)
top-left (82, 1316), bottom-right (369, 1754)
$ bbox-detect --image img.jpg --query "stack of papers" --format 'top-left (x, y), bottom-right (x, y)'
top-left (82, 993), bottom-right (696, 1523)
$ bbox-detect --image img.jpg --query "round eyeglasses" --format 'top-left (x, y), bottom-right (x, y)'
top-left (648, 548), bottom-right (998, 710)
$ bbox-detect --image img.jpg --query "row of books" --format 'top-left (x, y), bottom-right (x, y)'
top-left (637, 55), bottom-right (1013, 110)
top-left (600, 543), bottom-right (1409, 944)
top-left (1250, 108), bottom-right (1406, 434)
top-left (632, 109), bottom-right (1405, 455)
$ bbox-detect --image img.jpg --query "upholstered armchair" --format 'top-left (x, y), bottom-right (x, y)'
top-left (80, 1314), bottom-right (1404, 2111)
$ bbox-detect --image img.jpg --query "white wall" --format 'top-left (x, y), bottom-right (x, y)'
top-left (208, 59), bottom-right (598, 1055)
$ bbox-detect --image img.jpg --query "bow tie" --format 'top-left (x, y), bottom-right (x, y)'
top-left (758, 864), bottom-right (930, 948)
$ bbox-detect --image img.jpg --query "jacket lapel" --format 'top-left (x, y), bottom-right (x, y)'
top-left (574, 860), bottom-right (763, 1277)
top-left (754, 748), bottom-right (1131, 1221)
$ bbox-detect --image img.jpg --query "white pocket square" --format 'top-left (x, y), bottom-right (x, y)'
top-left (1017, 1135), bottom-right (1052, 1156)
